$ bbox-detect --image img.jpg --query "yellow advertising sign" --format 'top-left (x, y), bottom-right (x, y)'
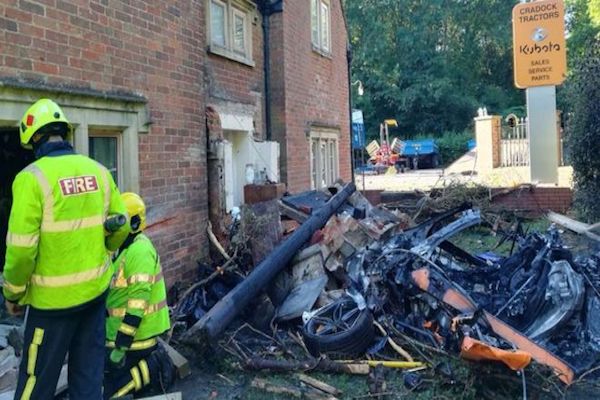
top-left (512, 0), bottom-right (567, 88)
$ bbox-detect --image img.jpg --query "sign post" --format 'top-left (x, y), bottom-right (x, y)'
top-left (512, 0), bottom-right (566, 184)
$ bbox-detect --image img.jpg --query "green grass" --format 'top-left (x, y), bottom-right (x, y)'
top-left (451, 218), bottom-right (552, 257)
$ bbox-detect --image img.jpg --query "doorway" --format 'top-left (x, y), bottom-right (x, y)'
top-left (0, 128), bottom-right (35, 270)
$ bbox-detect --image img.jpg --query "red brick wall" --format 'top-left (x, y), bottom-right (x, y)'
top-left (205, 4), bottom-right (265, 137)
top-left (369, 187), bottom-right (573, 215)
top-left (491, 187), bottom-right (573, 215)
top-left (270, 0), bottom-right (351, 192)
top-left (0, 0), bottom-right (208, 285)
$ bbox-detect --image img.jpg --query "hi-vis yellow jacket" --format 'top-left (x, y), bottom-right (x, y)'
top-left (106, 234), bottom-right (170, 349)
top-left (3, 153), bottom-right (128, 309)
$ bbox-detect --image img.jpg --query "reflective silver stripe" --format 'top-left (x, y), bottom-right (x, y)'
top-left (41, 215), bottom-right (104, 233)
top-left (106, 337), bottom-right (157, 350)
top-left (6, 232), bottom-right (39, 247)
top-left (113, 271), bottom-right (163, 289)
top-left (26, 165), bottom-right (105, 233)
top-left (30, 259), bottom-right (111, 288)
top-left (107, 300), bottom-right (168, 318)
top-left (3, 281), bottom-right (27, 294)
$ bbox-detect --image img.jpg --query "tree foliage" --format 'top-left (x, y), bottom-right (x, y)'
top-left (563, 1), bottom-right (600, 221)
top-left (345, 0), bottom-right (522, 137)
top-left (565, 41), bottom-right (600, 221)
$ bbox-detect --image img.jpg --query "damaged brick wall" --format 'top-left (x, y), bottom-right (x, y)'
top-left (270, 0), bottom-right (351, 192)
top-left (1, 1), bottom-right (208, 285)
top-left (204, 3), bottom-right (265, 138)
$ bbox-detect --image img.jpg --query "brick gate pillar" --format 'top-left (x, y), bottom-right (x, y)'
top-left (475, 115), bottom-right (501, 172)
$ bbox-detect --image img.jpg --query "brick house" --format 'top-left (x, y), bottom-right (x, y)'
top-left (0, 0), bottom-right (350, 285)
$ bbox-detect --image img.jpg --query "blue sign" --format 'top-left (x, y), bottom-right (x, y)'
top-left (352, 110), bottom-right (365, 149)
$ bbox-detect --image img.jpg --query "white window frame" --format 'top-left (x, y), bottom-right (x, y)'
top-left (310, 129), bottom-right (339, 190)
top-left (311, 0), bottom-right (332, 55)
top-left (209, 0), bottom-right (228, 49)
top-left (232, 8), bottom-right (248, 56)
top-left (88, 131), bottom-right (124, 188)
top-left (207, 0), bottom-right (255, 67)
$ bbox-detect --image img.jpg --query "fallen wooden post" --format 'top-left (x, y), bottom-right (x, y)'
top-left (546, 211), bottom-right (600, 242)
top-left (251, 378), bottom-right (338, 400)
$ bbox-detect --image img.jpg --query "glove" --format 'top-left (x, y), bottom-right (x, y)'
top-left (5, 300), bottom-right (23, 317)
top-left (109, 348), bottom-right (127, 369)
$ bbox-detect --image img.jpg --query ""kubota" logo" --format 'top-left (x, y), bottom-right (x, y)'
top-left (59, 176), bottom-right (99, 196)
top-left (519, 41), bottom-right (561, 55)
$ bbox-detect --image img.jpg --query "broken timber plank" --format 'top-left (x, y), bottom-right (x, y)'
top-left (137, 393), bottom-right (182, 400)
top-left (157, 338), bottom-right (191, 379)
top-left (297, 373), bottom-right (342, 396)
top-left (251, 378), bottom-right (303, 398)
top-left (546, 211), bottom-right (600, 242)
top-left (279, 200), bottom-right (309, 223)
top-left (251, 378), bottom-right (338, 400)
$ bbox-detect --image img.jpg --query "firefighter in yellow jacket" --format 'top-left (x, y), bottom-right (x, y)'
top-left (104, 192), bottom-right (173, 399)
top-left (3, 99), bottom-right (129, 399)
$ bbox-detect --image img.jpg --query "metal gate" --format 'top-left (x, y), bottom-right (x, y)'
top-left (501, 116), bottom-right (529, 167)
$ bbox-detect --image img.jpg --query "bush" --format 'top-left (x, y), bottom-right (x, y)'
top-left (434, 131), bottom-right (474, 166)
top-left (565, 40), bottom-right (600, 222)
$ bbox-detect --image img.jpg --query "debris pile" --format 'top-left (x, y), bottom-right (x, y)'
top-left (170, 182), bottom-right (600, 398)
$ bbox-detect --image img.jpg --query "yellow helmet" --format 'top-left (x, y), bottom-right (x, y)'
top-left (121, 192), bottom-right (147, 233)
top-left (19, 99), bottom-right (73, 149)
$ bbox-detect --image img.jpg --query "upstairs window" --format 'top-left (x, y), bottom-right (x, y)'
top-left (311, 0), bottom-right (331, 54)
top-left (208, 0), bottom-right (254, 66)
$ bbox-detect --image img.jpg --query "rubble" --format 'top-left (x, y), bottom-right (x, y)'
top-left (169, 182), bottom-right (600, 397)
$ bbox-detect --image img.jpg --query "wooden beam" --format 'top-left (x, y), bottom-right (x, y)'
top-left (279, 201), bottom-right (309, 223)
top-left (296, 373), bottom-right (342, 396)
top-left (546, 211), bottom-right (600, 242)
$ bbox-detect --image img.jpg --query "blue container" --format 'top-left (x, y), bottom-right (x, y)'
top-left (399, 139), bottom-right (439, 156)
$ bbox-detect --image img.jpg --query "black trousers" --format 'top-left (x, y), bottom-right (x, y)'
top-left (103, 344), bottom-right (164, 399)
top-left (14, 296), bottom-right (106, 400)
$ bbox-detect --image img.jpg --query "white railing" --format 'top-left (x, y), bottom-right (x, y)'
top-left (501, 117), bottom-right (529, 167)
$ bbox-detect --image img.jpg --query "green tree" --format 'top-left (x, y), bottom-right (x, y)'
top-left (345, 0), bottom-right (522, 138)
top-left (564, 41), bottom-right (600, 221)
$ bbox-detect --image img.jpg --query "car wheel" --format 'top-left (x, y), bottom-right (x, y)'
top-left (302, 296), bottom-right (374, 357)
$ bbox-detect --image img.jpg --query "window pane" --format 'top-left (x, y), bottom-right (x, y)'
top-left (320, 1), bottom-right (330, 51)
top-left (234, 14), bottom-right (245, 53)
top-left (311, 0), bottom-right (319, 45)
top-left (320, 140), bottom-right (327, 188)
top-left (89, 137), bottom-right (118, 184)
top-left (311, 139), bottom-right (318, 189)
top-left (329, 140), bottom-right (335, 184)
top-left (211, 1), bottom-right (226, 47)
